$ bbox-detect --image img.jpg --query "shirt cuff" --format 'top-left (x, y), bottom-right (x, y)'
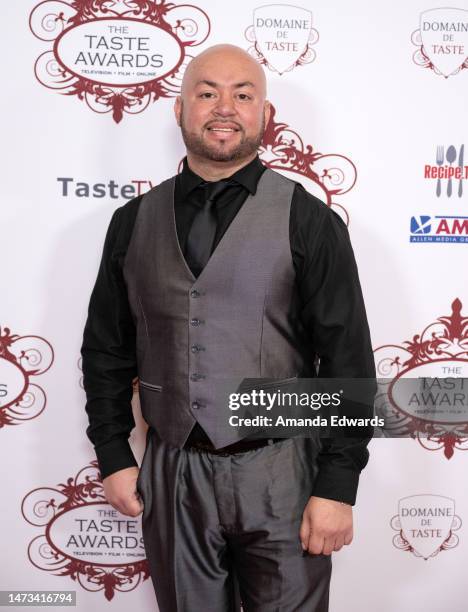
top-left (311, 465), bottom-right (361, 506)
top-left (95, 437), bottom-right (138, 481)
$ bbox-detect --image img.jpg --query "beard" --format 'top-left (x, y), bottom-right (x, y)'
top-left (179, 103), bottom-right (265, 162)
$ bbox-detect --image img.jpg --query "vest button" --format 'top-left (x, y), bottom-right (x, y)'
top-left (192, 401), bottom-right (201, 410)
top-left (190, 318), bottom-right (202, 326)
top-left (191, 344), bottom-right (204, 353)
top-left (190, 289), bottom-right (200, 298)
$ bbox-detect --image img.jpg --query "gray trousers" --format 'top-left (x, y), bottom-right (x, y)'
top-left (137, 429), bottom-right (332, 612)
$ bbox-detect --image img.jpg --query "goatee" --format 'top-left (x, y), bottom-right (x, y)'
top-left (179, 104), bottom-right (265, 162)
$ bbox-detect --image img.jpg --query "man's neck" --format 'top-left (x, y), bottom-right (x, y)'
top-left (185, 152), bottom-right (257, 181)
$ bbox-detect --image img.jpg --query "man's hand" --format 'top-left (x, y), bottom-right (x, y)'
top-left (102, 466), bottom-right (143, 517)
top-left (299, 495), bottom-right (353, 555)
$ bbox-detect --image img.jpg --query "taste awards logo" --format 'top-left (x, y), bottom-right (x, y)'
top-left (391, 495), bottom-right (462, 559)
top-left (374, 299), bottom-right (468, 457)
top-left (412, 8), bottom-right (468, 77)
top-left (29, 0), bottom-right (210, 122)
top-left (245, 4), bottom-right (319, 74)
top-left (21, 461), bottom-right (149, 600)
top-left (0, 325), bottom-right (53, 428)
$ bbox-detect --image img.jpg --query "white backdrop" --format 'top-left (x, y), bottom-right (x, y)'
top-left (1, 1), bottom-right (467, 610)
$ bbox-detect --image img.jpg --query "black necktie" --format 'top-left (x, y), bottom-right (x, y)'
top-left (185, 180), bottom-right (233, 276)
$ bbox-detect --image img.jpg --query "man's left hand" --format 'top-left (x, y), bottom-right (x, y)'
top-left (299, 496), bottom-right (353, 555)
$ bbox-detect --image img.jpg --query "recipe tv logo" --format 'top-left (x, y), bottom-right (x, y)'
top-left (424, 144), bottom-right (466, 197)
top-left (410, 215), bottom-right (468, 242)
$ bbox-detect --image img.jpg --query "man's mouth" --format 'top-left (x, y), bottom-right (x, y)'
top-left (206, 124), bottom-right (241, 133)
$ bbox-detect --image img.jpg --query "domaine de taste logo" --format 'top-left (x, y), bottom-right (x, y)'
top-left (29, 0), bottom-right (210, 122)
top-left (411, 7), bottom-right (468, 78)
top-left (0, 325), bottom-right (53, 428)
top-left (21, 461), bottom-right (149, 600)
top-left (245, 4), bottom-right (319, 74)
top-left (391, 495), bottom-right (462, 560)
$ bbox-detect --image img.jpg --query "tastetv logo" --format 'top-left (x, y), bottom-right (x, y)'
top-left (245, 5), bottom-right (319, 74)
top-left (57, 177), bottom-right (156, 199)
top-left (411, 8), bottom-right (468, 77)
top-left (424, 145), bottom-right (466, 197)
top-left (410, 215), bottom-right (468, 242)
top-left (29, 0), bottom-right (210, 122)
top-left (391, 495), bottom-right (462, 559)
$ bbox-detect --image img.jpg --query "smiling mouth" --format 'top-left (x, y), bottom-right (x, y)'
top-left (206, 126), bottom-right (241, 133)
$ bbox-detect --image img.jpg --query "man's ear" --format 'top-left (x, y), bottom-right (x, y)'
top-left (174, 96), bottom-right (182, 127)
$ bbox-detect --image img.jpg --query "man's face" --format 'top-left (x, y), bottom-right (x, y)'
top-left (175, 52), bottom-right (270, 163)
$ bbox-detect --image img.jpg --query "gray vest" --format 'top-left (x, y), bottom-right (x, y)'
top-left (123, 168), bottom-right (312, 448)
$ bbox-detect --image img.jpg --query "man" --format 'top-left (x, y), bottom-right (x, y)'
top-left (81, 44), bottom-right (375, 611)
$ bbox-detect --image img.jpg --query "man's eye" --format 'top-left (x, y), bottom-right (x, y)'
top-left (237, 93), bottom-right (251, 100)
top-left (200, 92), bottom-right (215, 98)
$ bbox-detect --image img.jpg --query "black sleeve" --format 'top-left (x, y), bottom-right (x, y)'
top-left (290, 183), bottom-right (376, 505)
top-left (80, 197), bottom-right (142, 480)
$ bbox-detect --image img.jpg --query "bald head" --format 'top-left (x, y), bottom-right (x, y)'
top-left (181, 44), bottom-right (267, 100)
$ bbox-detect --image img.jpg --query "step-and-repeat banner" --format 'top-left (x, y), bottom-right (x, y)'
top-left (1, 1), bottom-right (467, 610)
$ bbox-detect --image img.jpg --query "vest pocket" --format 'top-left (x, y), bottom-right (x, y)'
top-left (138, 379), bottom-right (163, 392)
top-left (260, 375), bottom-right (299, 388)
top-left (237, 375), bottom-right (299, 393)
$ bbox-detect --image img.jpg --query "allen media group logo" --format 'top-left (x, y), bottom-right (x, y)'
top-left (410, 215), bottom-right (468, 243)
top-left (411, 7), bottom-right (468, 78)
top-left (29, 0), bottom-right (210, 122)
top-left (245, 4), bottom-right (319, 74)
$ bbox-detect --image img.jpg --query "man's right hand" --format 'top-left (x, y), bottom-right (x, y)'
top-left (102, 466), bottom-right (143, 517)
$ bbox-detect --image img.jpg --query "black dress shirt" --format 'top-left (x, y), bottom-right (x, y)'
top-left (81, 154), bottom-right (376, 505)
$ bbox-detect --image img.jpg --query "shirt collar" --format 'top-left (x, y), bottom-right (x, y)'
top-left (178, 154), bottom-right (265, 200)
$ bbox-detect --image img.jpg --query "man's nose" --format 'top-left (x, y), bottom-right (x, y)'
top-left (213, 92), bottom-right (236, 116)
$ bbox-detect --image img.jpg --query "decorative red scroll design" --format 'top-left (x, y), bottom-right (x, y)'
top-left (374, 298), bottom-right (468, 458)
